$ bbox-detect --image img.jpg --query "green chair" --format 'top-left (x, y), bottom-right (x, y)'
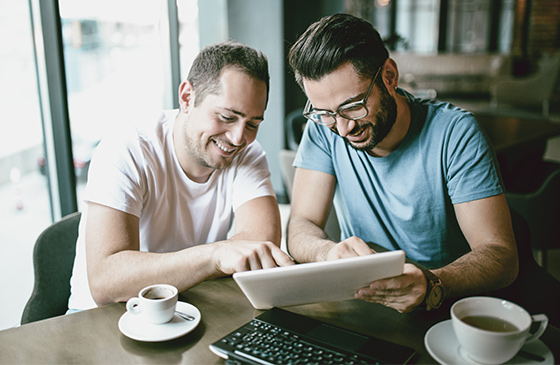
top-left (21, 212), bottom-right (81, 324)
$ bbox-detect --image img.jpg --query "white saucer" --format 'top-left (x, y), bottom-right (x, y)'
top-left (118, 301), bottom-right (201, 342)
top-left (424, 320), bottom-right (554, 365)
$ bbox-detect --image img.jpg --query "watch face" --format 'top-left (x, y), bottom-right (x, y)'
top-left (429, 285), bottom-right (444, 307)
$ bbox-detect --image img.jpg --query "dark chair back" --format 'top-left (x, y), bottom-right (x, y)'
top-left (286, 108), bottom-right (307, 151)
top-left (491, 209), bottom-right (560, 327)
top-left (21, 212), bottom-right (81, 324)
top-left (506, 167), bottom-right (560, 248)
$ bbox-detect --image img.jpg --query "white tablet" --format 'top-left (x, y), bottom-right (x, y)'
top-left (233, 250), bottom-right (405, 309)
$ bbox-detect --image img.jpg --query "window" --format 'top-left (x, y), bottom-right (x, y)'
top-left (0, 0), bottom-right (199, 331)
top-left (0, 0), bottom-right (52, 330)
top-left (349, 0), bottom-right (514, 54)
top-left (396, 0), bottom-right (440, 53)
top-left (59, 0), bottom-right (176, 208)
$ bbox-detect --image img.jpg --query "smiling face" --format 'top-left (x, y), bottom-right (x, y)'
top-left (303, 62), bottom-right (397, 153)
top-left (174, 67), bottom-right (268, 182)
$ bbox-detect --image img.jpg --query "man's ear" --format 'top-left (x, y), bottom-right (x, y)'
top-left (381, 58), bottom-right (399, 91)
top-left (178, 81), bottom-right (195, 113)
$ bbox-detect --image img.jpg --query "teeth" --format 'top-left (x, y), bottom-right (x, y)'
top-left (215, 140), bottom-right (234, 153)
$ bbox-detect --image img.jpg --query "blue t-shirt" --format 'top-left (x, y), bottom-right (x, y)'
top-left (293, 90), bottom-right (503, 268)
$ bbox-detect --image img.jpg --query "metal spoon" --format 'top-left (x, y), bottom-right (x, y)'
top-left (175, 311), bottom-right (195, 321)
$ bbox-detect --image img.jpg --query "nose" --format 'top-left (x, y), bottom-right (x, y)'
top-left (226, 123), bottom-right (246, 147)
top-left (334, 116), bottom-right (356, 138)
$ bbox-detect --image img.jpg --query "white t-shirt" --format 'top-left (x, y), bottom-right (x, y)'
top-left (68, 110), bottom-right (275, 310)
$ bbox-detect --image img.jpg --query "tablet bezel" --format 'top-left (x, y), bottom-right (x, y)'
top-left (233, 250), bottom-right (406, 309)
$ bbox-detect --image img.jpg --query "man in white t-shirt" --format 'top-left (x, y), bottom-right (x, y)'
top-left (68, 41), bottom-right (294, 310)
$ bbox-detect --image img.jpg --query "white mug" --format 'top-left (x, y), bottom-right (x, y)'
top-left (451, 296), bottom-right (548, 364)
top-left (126, 284), bottom-right (178, 324)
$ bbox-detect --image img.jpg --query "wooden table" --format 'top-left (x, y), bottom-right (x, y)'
top-left (477, 114), bottom-right (560, 154)
top-left (0, 277), bottom-right (559, 364)
top-left (476, 114), bottom-right (560, 191)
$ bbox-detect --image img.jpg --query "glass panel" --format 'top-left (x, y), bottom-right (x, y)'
top-left (58, 0), bottom-right (173, 209)
top-left (447, 0), bottom-right (491, 53)
top-left (396, 0), bottom-right (439, 53)
top-left (0, 0), bottom-right (52, 330)
top-left (498, 0), bottom-right (515, 53)
top-left (178, 0), bottom-right (200, 80)
top-left (372, 1), bottom-right (392, 40)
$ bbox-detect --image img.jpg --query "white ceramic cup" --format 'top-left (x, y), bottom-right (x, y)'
top-left (451, 296), bottom-right (548, 364)
top-left (126, 284), bottom-right (178, 324)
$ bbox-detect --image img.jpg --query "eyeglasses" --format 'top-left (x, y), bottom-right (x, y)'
top-left (302, 67), bottom-right (381, 126)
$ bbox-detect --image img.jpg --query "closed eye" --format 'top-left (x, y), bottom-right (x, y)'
top-left (246, 122), bottom-right (259, 130)
top-left (219, 114), bottom-right (236, 122)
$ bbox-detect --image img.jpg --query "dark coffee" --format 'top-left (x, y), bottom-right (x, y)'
top-left (461, 315), bottom-right (519, 332)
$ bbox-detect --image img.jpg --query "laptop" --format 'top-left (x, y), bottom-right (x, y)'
top-left (233, 250), bottom-right (405, 309)
top-left (209, 307), bottom-right (417, 364)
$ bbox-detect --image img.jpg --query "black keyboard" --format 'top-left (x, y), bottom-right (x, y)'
top-left (216, 318), bottom-right (377, 364)
top-left (210, 308), bottom-right (416, 365)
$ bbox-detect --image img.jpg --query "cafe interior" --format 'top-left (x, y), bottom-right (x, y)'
top-left (1, 0), bottom-right (560, 363)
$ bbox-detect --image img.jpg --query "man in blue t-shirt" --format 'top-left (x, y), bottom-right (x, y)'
top-left (287, 13), bottom-right (518, 313)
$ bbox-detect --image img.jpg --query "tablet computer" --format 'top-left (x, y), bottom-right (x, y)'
top-left (233, 250), bottom-right (405, 309)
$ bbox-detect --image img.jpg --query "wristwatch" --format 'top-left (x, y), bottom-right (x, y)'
top-left (423, 269), bottom-right (445, 311)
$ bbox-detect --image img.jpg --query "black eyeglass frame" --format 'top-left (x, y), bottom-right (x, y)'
top-left (302, 67), bottom-right (382, 126)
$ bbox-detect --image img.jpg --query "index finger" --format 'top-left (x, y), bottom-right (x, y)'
top-left (270, 246), bottom-right (296, 267)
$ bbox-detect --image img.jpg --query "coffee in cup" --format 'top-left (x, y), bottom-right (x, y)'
top-left (451, 296), bottom-right (548, 364)
top-left (126, 284), bottom-right (178, 324)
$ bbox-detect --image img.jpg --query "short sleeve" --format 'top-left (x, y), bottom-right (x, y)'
top-left (84, 127), bottom-right (145, 217)
top-left (293, 121), bottom-right (336, 176)
top-left (444, 113), bottom-right (503, 204)
top-left (231, 141), bottom-right (276, 211)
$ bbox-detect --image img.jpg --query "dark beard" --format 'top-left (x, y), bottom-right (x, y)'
top-left (344, 81), bottom-right (398, 152)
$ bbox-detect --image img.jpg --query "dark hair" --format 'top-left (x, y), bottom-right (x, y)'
top-left (288, 13), bottom-right (388, 88)
top-left (187, 41), bottom-right (270, 106)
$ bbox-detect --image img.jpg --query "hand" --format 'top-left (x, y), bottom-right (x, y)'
top-left (354, 263), bottom-right (427, 313)
top-left (215, 240), bottom-right (295, 275)
top-left (325, 236), bottom-right (375, 260)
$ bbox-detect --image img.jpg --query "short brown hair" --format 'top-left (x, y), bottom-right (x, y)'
top-left (187, 41), bottom-right (270, 106)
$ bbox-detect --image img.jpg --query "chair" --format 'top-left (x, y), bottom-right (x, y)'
top-left (280, 108), bottom-right (341, 241)
top-left (490, 52), bottom-right (560, 116)
top-left (285, 108), bottom-right (307, 152)
top-left (491, 209), bottom-right (560, 328)
top-left (279, 149), bottom-right (298, 200)
top-left (505, 167), bottom-right (560, 270)
top-left (21, 212), bottom-right (81, 324)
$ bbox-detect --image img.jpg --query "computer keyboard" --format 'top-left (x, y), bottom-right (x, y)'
top-left (217, 317), bottom-right (378, 364)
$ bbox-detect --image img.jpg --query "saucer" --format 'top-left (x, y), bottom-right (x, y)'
top-left (118, 301), bottom-right (201, 342)
top-left (424, 320), bottom-right (554, 365)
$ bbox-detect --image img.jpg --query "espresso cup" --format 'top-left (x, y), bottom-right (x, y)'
top-left (451, 296), bottom-right (548, 364)
top-left (126, 284), bottom-right (178, 324)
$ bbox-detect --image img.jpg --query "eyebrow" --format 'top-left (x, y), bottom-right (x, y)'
top-left (219, 107), bottom-right (264, 121)
top-left (312, 92), bottom-right (365, 113)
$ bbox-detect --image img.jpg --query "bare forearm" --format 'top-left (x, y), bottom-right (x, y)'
top-left (287, 216), bottom-right (337, 263)
top-left (441, 194), bottom-right (519, 298)
top-left (89, 237), bottom-right (293, 306)
top-left (88, 244), bottom-right (221, 306)
top-left (433, 243), bottom-right (518, 299)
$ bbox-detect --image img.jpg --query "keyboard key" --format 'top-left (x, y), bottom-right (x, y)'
top-left (220, 319), bottom-right (376, 365)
